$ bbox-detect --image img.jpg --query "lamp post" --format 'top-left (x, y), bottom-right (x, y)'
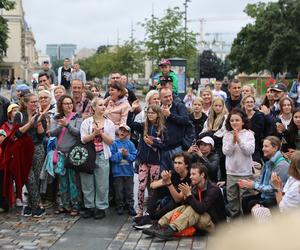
top-left (183, 0), bottom-right (191, 55)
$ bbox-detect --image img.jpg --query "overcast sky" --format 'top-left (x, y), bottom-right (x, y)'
top-left (22, 0), bottom-right (274, 52)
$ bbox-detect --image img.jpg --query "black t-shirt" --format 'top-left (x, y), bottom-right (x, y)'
top-left (171, 171), bottom-right (191, 191)
top-left (61, 67), bottom-right (72, 89)
top-left (189, 113), bottom-right (207, 139)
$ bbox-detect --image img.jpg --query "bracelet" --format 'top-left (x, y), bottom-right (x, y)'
top-left (166, 183), bottom-right (172, 187)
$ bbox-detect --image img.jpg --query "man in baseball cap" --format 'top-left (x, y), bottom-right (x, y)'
top-left (158, 59), bottom-right (178, 95)
top-left (270, 82), bottom-right (288, 118)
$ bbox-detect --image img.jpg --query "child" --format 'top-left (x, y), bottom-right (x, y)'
top-left (110, 124), bottom-right (137, 216)
top-left (127, 104), bottom-right (166, 219)
top-left (222, 109), bottom-right (255, 217)
top-left (158, 59), bottom-right (178, 94)
top-left (1, 104), bottom-right (19, 136)
top-left (189, 97), bottom-right (207, 140)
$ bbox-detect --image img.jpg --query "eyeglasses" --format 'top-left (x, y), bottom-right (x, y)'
top-left (63, 102), bottom-right (73, 106)
top-left (39, 96), bottom-right (49, 100)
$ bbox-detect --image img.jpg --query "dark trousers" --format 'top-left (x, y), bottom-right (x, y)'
top-left (113, 176), bottom-right (134, 208)
top-left (242, 193), bottom-right (277, 215)
top-left (0, 171), bottom-right (8, 210)
top-left (146, 186), bottom-right (178, 220)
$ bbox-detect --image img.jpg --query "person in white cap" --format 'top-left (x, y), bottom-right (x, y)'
top-left (188, 136), bottom-right (220, 183)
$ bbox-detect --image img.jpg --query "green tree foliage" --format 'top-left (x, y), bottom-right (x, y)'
top-left (0, 0), bottom-right (14, 60)
top-left (228, 0), bottom-right (300, 75)
top-left (80, 41), bottom-right (144, 79)
top-left (140, 6), bottom-right (198, 77)
top-left (199, 50), bottom-right (230, 80)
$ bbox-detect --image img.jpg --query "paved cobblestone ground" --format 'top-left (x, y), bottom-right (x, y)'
top-left (107, 217), bottom-right (208, 250)
top-left (0, 208), bottom-right (79, 249)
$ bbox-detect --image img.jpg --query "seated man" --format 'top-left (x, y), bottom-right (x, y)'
top-left (144, 163), bottom-right (226, 240)
top-left (134, 152), bottom-right (191, 229)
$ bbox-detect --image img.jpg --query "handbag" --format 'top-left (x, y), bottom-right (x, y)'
top-left (52, 112), bottom-right (74, 165)
top-left (65, 140), bottom-right (96, 174)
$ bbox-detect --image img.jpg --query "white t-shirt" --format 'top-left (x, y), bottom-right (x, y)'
top-left (279, 176), bottom-right (300, 212)
top-left (212, 89), bottom-right (227, 101)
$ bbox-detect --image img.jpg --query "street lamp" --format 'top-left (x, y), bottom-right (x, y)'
top-left (183, 0), bottom-right (191, 54)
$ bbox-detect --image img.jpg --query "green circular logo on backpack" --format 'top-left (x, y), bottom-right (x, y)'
top-left (69, 146), bottom-right (89, 166)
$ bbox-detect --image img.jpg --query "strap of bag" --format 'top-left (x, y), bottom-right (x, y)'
top-left (53, 112), bottom-right (74, 164)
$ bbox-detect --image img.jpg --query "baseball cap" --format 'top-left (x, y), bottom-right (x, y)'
top-left (198, 136), bottom-right (214, 147)
top-left (159, 75), bottom-right (173, 84)
top-left (0, 129), bottom-right (6, 137)
top-left (119, 124), bottom-right (131, 132)
top-left (7, 103), bottom-right (19, 115)
top-left (271, 83), bottom-right (287, 92)
top-left (158, 59), bottom-right (171, 66)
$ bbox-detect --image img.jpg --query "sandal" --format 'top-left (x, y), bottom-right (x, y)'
top-left (55, 208), bottom-right (69, 214)
top-left (70, 209), bottom-right (79, 216)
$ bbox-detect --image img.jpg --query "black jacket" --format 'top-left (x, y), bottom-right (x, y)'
top-left (225, 95), bottom-right (242, 112)
top-left (185, 180), bottom-right (226, 224)
top-left (0, 95), bottom-right (10, 127)
top-left (164, 101), bottom-right (189, 150)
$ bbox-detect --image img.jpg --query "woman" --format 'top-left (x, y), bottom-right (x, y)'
top-left (49, 95), bottom-right (82, 216)
top-left (38, 90), bottom-right (56, 120)
top-left (222, 108), bottom-right (255, 217)
top-left (275, 97), bottom-right (294, 135)
top-left (272, 150), bottom-right (300, 212)
top-left (282, 108), bottom-right (300, 158)
top-left (90, 84), bottom-right (101, 98)
top-left (105, 82), bottom-right (130, 129)
top-left (80, 97), bottom-right (115, 219)
top-left (239, 136), bottom-right (289, 214)
top-left (260, 88), bottom-right (275, 110)
top-left (189, 97), bottom-right (207, 140)
top-left (242, 95), bottom-right (265, 163)
top-left (200, 88), bottom-right (213, 115)
top-left (53, 86), bottom-right (66, 103)
top-left (14, 93), bottom-right (47, 217)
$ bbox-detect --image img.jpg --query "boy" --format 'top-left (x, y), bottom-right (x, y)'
top-left (110, 124), bottom-right (137, 216)
top-left (158, 59), bottom-right (178, 95)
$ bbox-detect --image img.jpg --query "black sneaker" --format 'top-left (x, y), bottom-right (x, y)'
top-left (134, 215), bottom-right (152, 229)
top-left (23, 206), bottom-right (32, 217)
top-left (94, 209), bottom-right (105, 220)
top-left (116, 206), bottom-right (124, 215)
top-left (128, 207), bottom-right (137, 216)
top-left (142, 223), bottom-right (161, 236)
top-left (32, 207), bottom-right (46, 218)
top-left (153, 225), bottom-right (176, 240)
top-left (82, 208), bottom-right (94, 219)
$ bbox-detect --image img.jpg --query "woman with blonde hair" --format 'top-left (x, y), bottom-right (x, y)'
top-left (200, 88), bottom-right (213, 115)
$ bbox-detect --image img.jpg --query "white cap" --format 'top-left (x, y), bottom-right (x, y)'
top-left (200, 136), bottom-right (214, 147)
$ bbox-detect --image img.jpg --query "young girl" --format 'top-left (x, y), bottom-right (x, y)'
top-left (127, 104), bottom-right (166, 218)
top-left (189, 97), bottom-right (207, 140)
top-left (222, 108), bottom-right (255, 217)
top-left (202, 97), bottom-right (228, 183)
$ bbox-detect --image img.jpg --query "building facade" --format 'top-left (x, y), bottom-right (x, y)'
top-left (0, 0), bottom-right (38, 82)
top-left (46, 44), bottom-right (77, 62)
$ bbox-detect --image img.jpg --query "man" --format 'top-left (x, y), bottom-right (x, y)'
top-left (270, 83), bottom-right (287, 117)
top-left (188, 136), bottom-right (220, 183)
top-left (134, 152), bottom-right (191, 229)
top-left (158, 59), bottom-right (178, 95)
top-left (160, 88), bottom-right (189, 171)
top-left (71, 79), bottom-right (91, 119)
top-left (41, 61), bottom-right (56, 85)
top-left (105, 72), bottom-right (137, 105)
top-left (71, 62), bottom-right (86, 85)
top-left (145, 163), bottom-right (226, 240)
top-left (212, 81), bottom-right (227, 101)
top-left (38, 72), bottom-right (56, 104)
top-left (225, 79), bottom-right (242, 112)
top-left (221, 76), bottom-right (230, 96)
top-left (58, 58), bottom-right (72, 93)
top-left (159, 75), bottom-right (181, 104)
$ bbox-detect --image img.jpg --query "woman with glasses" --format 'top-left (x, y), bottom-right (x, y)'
top-left (49, 95), bottom-right (82, 216)
top-left (14, 93), bottom-right (47, 217)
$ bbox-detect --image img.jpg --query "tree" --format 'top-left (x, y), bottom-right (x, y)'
top-left (228, 0), bottom-right (300, 75)
top-left (80, 41), bottom-right (144, 79)
top-left (0, 0), bottom-right (14, 60)
top-left (140, 6), bottom-right (198, 77)
top-left (199, 50), bottom-right (228, 80)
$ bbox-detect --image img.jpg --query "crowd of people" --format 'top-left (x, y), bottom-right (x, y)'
top-left (0, 59), bottom-right (300, 241)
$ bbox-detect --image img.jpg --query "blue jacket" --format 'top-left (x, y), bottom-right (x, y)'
top-left (110, 138), bottom-right (137, 177)
top-left (289, 80), bottom-right (299, 100)
top-left (127, 111), bottom-right (166, 165)
top-left (253, 151), bottom-right (289, 200)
